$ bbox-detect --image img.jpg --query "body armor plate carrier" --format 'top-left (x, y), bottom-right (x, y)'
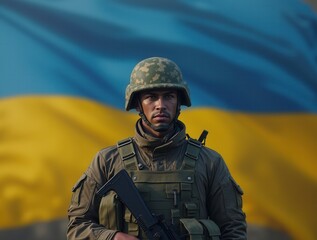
top-left (99, 134), bottom-right (220, 240)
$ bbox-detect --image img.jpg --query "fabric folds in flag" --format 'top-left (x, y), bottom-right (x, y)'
top-left (0, 0), bottom-right (316, 239)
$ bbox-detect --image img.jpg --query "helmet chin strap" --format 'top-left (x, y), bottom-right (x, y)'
top-left (137, 98), bottom-right (180, 133)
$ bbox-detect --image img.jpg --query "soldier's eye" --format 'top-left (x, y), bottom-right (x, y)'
top-left (165, 94), bottom-right (175, 100)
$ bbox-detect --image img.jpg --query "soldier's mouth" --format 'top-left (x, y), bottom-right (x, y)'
top-left (152, 113), bottom-right (170, 122)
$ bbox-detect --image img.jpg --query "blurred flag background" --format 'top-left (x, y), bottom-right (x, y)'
top-left (1, 0), bottom-right (317, 239)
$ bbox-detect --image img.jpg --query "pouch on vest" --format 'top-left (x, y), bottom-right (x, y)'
top-left (124, 209), bottom-right (139, 237)
top-left (180, 218), bottom-right (204, 240)
top-left (199, 219), bottom-right (220, 240)
top-left (99, 190), bottom-right (124, 231)
top-left (180, 218), bottom-right (220, 240)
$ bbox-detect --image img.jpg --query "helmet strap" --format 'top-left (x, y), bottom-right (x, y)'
top-left (137, 97), bottom-right (180, 134)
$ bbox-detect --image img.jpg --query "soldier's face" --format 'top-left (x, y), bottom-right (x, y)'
top-left (138, 89), bottom-right (178, 134)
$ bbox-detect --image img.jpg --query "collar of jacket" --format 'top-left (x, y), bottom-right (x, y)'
top-left (134, 119), bottom-right (187, 151)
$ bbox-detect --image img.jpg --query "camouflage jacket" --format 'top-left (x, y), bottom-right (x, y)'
top-left (67, 120), bottom-right (247, 240)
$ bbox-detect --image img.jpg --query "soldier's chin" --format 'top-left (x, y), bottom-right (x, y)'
top-left (152, 123), bottom-right (170, 132)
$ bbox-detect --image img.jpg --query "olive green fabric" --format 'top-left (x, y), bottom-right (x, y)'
top-left (115, 136), bottom-right (222, 240)
top-left (199, 219), bottom-right (221, 240)
top-left (116, 137), bottom-right (201, 239)
top-left (67, 120), bottom-right (247, 239)
top-left (180, 218), bottom-right (204, 240)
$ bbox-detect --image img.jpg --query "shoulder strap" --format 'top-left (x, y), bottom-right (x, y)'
top-left (181, 138), bottom-right (202, 170)
top-left (182, 130), bottom-right (208, 170)
top-left (117, 138), bottom-right (138, 170)
top-left (118, 133), bottom-right (205, 171)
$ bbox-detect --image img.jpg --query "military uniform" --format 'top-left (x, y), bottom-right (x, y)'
top-left (67, 120), bottom-right (246, 239)
top-left (67, 57), bottom-right (247, 239)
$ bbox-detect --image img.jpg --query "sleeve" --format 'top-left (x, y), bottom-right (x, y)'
top-left (207, 153), bottom-right (247, 240)
top-left (67, 151), bottom-right (119, 240)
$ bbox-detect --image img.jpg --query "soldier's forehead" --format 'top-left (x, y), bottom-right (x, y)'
top-left (140, 89), bottom-right (178, 95)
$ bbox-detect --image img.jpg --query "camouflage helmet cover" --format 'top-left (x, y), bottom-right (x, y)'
top-left (125, 57), bottom-right (191, 111)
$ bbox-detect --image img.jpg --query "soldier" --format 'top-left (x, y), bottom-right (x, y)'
top-left (67, 57), bottom-right (247, 240)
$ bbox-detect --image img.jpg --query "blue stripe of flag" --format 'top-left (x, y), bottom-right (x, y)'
top-left (1, 0), bottom-right (316, 112)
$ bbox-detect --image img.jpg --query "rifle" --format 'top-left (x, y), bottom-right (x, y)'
top-left (97, 169), bottom-right (181, 240)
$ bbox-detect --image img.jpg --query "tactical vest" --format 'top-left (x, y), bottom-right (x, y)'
top-left (99, 135), bottom-right (220, 240)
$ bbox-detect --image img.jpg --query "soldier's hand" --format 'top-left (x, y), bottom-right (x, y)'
top-left (113, 232), bottom-right (139, 240)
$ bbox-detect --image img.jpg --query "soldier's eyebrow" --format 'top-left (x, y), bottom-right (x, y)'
top-left (141, 90), bottom-right (177, 98)
top-left (164, 90), bottom-right (177, 95)
top-left (151, 90), bottom-right (177, 95)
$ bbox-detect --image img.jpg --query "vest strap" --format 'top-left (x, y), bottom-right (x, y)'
top-left (117, 138), bottom-right (138, 170)
top-left (181, 138), bottom-right (202, 170)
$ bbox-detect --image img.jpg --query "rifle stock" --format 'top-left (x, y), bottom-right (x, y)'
top-left (97, 169), bottom-right (180, 240)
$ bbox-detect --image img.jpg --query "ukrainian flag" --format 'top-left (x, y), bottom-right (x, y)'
top-left (1, 0), bottom-right (316, 239)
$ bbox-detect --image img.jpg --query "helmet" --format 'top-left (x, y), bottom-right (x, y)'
top-left (125, 57), bottom-right (191, 111)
